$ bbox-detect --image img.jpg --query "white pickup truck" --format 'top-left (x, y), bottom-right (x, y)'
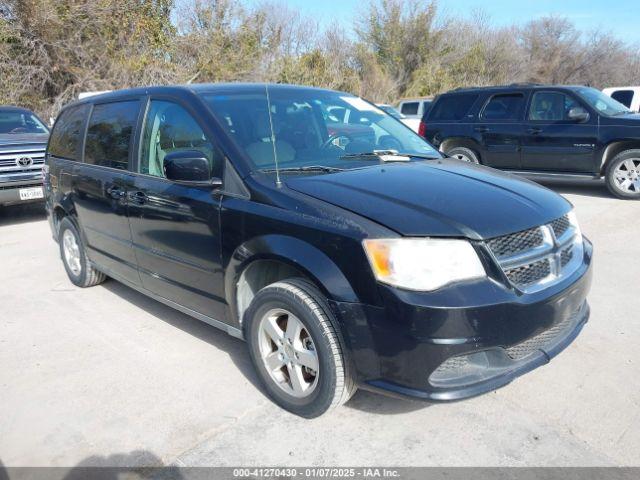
top-left (602, 86), bottom-right (640, 112)
top-left (396, 98), bottom-right (433, 132)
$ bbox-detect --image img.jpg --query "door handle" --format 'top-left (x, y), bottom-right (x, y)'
top-left (128, 191), bottom-right (148, 205)
top-left (474, 126), bottom-right (489, 133)
top-left (107, 186), bottom-right (126, 200)
top-left (527, 127), bottom-right (542, 134)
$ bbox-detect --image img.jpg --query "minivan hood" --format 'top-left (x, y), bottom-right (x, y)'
top-left (285, 160), bottom-right (571, 240)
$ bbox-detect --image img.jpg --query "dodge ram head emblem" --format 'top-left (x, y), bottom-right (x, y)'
top-left (16, 156), bottom-right (34, 167)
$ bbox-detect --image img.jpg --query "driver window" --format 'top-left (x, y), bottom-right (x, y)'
top-left (529, 92), bottom-right (580, 122)
top-left (140, 100), bottom-right (222, 178)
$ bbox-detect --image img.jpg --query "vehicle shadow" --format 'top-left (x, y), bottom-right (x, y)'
top-left (101, 280), bottom-right (263, 395)
top-left (0, 452), bottom-right (183, 479)
top-left (346, 389), bottom-right (430, 415)
top-left (0, 202), bottom-right (46, 227)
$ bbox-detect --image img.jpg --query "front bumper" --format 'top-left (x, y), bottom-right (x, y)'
top-left (331, 237), bottom-right (593, 401)
top-left (0, 172), bottom-right (43, 206)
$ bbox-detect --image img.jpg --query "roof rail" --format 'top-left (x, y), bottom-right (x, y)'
top-left (508, 82), bottom-right (544, 87)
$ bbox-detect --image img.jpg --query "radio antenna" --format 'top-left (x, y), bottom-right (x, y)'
top-left (265, 84), bottom-right (282, 187)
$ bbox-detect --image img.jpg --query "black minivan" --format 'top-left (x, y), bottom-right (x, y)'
top-left (44, 84), bottom-right (592, 417)
top-left (420, 84), bottom-right (640, 199)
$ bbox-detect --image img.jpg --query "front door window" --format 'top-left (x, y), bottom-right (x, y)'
top-left (140, 100), bottom-right (222, 178)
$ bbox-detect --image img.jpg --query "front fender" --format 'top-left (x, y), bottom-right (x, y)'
top-left (225, 234), bottom-right (360, 319)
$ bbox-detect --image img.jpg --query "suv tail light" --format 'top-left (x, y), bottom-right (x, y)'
top-left (418, 120), bottom-right (427, 137)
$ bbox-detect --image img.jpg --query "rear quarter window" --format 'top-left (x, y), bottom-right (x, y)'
top-left (428, 94), bottom-right (479, 121)
top-left (84, 100), bottom-right (140, 170)
top-left (48, 105), bottom-right (90, 161)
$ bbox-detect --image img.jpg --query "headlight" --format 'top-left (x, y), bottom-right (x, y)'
top-left (362, 238), bottom-right (486, 291)
top-left (567, 210), bottom-right (582, 243)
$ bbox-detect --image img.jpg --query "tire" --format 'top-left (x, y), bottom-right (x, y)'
top-left (445, 146), bottom-right (480, 164)
top-left (244, 278), bottom-right (356, 418)
top-left (605, 149), bottom-right (640, 199)
top-left (58, 217), bottom-right (107, 287)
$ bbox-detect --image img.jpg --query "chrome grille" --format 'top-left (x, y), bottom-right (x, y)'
top-left (550, 216), bottom-right (570, 238)
top-left (504, 259), bottom-right (551, 287)
top-left (486, 214), bottom-right (582, 293)
top-left (486, 226), bottom-right (543, 257)
top-left (0, 145), bottom-right (46, 172)
top-left (560, 245), bottom-right (573, 267)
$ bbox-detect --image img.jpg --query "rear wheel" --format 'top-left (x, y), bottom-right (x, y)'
top-left (605, 150), bottom-right (640, 199)
top-left (244, 278), bottom-right (355, 418)
top-left (445, 146), bottom-right (480, 164)
top-left (58, 217), bottom-right (106, 287)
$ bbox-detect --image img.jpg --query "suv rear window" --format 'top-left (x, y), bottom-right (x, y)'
top-left (84, 101), bottom-right (140, 170)
top-left (611, 90), bottom-right (634, 108)
top-left (481, 93), bottom-right (525, 121)
top-left (48, 105), bottom-right (90, 161)
top-left (428, 94), bottom-right (478, 121)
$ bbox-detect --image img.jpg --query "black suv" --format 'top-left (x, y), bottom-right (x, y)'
top-left (44, 84), bottom-right (592, 417)
top-left (419, 84), bottom-right (640, 199)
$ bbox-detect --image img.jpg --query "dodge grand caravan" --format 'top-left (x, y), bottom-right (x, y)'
top-left (44, 84), bottom-right (593, 417)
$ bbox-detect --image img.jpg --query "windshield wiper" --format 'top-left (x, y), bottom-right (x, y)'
top-left (397, 152), bottom-right (442, 160)
top-left (339, 150), bottom-right (411, 162)
top-left (260, 165), bottom-right (344, 174)
top-left (340, 150), bottom-right (440, 161)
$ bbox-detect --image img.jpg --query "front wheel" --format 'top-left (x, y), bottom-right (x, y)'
top-left (244, 278), bottom-right (355, 418)
top-left (445, 146), bottom-right (480, 164)
top-left (605, 150), bottom-right (640, 199)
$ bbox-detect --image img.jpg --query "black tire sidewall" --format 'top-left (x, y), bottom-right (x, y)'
top-left (58, 218), bottom-right (89, 287)
top-left (605, 151), bottom-right (640, 199)
top-left (245, 283), bottom-right (340, 418)
top-left (447, 147), bottom-right (480, 164)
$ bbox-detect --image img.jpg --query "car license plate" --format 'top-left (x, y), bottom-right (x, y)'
top-left (19, 187), bottom-right (44, 201)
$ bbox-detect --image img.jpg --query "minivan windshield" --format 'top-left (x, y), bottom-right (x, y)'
top-left (575, 87), bottom-right (631, 116)
top-left (202, 88), bottom-right (440, 175)
top-left (0, 109), bottom-right (49, 134)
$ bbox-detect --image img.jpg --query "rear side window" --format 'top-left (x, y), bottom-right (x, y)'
top-left (48, 105), bottom-right (90, 161)
top-left (481, 93), bottom-right (525, 121)
top-left (611, 90), bottom-right (634, 108)
top-left (400, 102), bottom-right (419, 115)
top-left (84, 101), bottom-right (140, 170)
top-left (428, 94), bottom-right (478, 121)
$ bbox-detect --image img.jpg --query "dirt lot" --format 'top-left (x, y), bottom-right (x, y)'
top-left (0, 181), bottom-right (638, 468)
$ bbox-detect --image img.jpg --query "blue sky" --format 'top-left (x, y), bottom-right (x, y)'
top-left (252, 0), bottom-right (640, 44)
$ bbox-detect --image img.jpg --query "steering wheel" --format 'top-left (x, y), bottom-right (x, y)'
top-left (321, 134), bottom-right (351, 150)
top-left (10, 127), bottom-right (28, 134)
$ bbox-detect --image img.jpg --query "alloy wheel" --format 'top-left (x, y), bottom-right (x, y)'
top-left (613, 158), bottom-right (640, 193)
top-left (62, 229), bottom-right (82, 276)
top-left (257, 308), bottom-right (319, 398)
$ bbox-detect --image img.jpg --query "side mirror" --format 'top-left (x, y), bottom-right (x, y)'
top-left (568, 107), bottom-right (589, 123)
top-left (163, 150), bottom-right (221, 186)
